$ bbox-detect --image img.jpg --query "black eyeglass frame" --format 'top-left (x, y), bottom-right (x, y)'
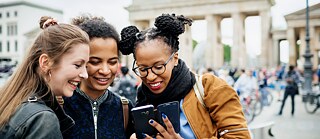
top-left (132, 52), bottom-right (175, 78)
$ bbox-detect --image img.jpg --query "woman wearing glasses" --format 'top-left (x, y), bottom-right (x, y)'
top-left (119, 14), bottom-right (250, 139)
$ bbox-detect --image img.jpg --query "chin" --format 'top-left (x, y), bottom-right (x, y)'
top-left (64, 91), bottom-right (74, 97)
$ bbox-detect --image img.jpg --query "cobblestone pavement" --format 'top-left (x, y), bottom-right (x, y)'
top-left (249, 90), bottom-right (320, 139)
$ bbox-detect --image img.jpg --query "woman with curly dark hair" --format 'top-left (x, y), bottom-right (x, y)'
top-left (119, 14), bottom-right (250, 139)
top-left (62, 14), bottom-right (135, 139)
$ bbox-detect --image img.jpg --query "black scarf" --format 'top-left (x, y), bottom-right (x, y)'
top-left (136, 59), bottom-right (196, 107)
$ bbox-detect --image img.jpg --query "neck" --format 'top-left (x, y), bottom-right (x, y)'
top-left (79, 84), bottom-right (106, 100)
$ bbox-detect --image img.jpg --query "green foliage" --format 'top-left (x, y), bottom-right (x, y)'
top-left (224, 44), bottom-right (231, 62)
top-left (192, 40), bottom-right (198, 50)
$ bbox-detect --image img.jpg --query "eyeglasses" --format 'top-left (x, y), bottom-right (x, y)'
top-left (132, 53), bottom-right (175, 78)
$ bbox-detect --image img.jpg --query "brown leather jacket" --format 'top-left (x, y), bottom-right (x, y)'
top-left (182, 73), bottom-right (251, 138)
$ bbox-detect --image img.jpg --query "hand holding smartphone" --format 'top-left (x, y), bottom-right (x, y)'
top-left (131, 101), bottom-right (180, 138)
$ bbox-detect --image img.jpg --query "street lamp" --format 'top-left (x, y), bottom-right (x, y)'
top-left (303, 0), bottom-right (313, 101)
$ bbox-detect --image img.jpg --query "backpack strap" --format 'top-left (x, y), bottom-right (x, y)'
top-left (193, 74), bottom-right (206, 108)
top-left (120, 96), bottom-right (129, 130)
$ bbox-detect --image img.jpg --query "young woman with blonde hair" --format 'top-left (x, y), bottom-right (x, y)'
top-left (0, 16), bottom-right (90, 138)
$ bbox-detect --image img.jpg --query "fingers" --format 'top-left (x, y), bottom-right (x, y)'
top-left (149, 119), bottom-right (169, 137)
top-left (129, 133), bottom-right (137, 139)
top-left (160, 113), bottom-right (175, 135)
top-left (148, 113), bottom-right (182, 139)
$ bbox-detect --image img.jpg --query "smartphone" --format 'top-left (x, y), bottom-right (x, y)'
top-left (131, 105), bottom-right (156, 138)
top-left (156, 101), bottom-right (180, 133)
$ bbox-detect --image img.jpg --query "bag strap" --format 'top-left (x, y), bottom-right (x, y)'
top-left (120, 96), bottom-right (129, 130)
top-left (193, 74), bottom-right (206, 108)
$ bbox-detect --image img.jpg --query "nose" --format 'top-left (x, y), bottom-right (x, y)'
top-left (145, 68), bottom-right (157, 81)
top-left (98, 64), bottom-right (111, 75)
top-left (79, 68), bottom-right (88, 79)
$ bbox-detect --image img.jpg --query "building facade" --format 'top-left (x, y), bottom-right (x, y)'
top-left (0, 0), bottom-right (62, 64)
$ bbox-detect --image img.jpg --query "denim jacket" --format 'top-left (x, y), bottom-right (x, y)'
top-left (0, 97), bottom-right (74, 139)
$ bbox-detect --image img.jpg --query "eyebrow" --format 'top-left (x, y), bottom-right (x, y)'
top-left (137, 60), bottom-right (165, 67)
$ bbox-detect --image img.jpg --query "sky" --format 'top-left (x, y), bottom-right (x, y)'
top-left (1, 0), bottom-right (319, 62)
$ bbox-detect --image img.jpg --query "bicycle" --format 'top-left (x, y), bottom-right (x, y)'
top-left (304, 89), bottom-right (320, 114)
top-left (239, 90), bottom-right (263, 124)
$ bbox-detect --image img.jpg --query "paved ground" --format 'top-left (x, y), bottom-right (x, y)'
top-left (249, 90), bottom-right (320, 139)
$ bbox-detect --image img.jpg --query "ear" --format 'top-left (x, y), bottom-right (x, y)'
top-left (173, 52), bottom-right (179, 66)
top-left (39, 54), bottom-right (50, 73)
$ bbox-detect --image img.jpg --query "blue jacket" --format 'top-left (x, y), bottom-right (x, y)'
top-left (0, 98), bottom-right (74, 139)
top-left (62, 88), bottom-right (134, 139)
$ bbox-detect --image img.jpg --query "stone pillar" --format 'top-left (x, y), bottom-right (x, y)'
top-left (272, 39), bottom-right (280, 66)
top-left (310, 26), bottom-right (317, 69)
top-left (149, 19), bottom-right (155, 28)
top-left (205, 15), bottom-right (223, 69)
top-left (133, 20), bottom-right (150, 30)
top-left (260, 10), bottom-right (272, 68)
top-left (315, 28), bottom-right (320, 66)
top-left (179, 26), bottom-right (193, 69)
top-left (299, 28), bottom-right (306, 69)
top-left (287, 27), bottom-right (296, 66)
top-left (232, 13), bottom-right (246, 68)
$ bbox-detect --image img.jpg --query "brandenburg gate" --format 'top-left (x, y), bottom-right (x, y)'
top-left (125, 0), bottom-right (274, 69)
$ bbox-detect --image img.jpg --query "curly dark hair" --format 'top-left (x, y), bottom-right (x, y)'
top-left (119, 13), bottom-right (192, 57)
top-left (71, 14), bottom-right (120, 44)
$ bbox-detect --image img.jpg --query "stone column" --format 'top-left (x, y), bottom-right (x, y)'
top-left (149, 19), bottom-right (155, 28)
top-left (232, 13), bottom-right (246, 68)
top-left (310, 26), bottom-right (317, 69)
top-left (272, 39), bottom-right (280, 66)
top-left (287, 27), bottom-right (296, 66)
top-left (260, 10), bottom-right (272, 68)
top-left (315, 28), bottom-right (320, 66)
top-left (205, 15), bottom-right (223, 69)
top-left (299, 28), bottom-right (306, 69)
top-left (179, 26), bottom-right (193, 69)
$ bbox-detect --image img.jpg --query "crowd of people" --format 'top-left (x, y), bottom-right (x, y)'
top-left (2, 12), bottom-right (316, 139)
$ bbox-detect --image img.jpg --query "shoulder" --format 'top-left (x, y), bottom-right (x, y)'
top-left (201, 73), bottom-right (231, 89)
top-left (8, 102), bottom-right (59, 133)
top-left (200, 73), bottom-right (238, 102)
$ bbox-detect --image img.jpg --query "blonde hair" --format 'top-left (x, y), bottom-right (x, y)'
top-left (0, 16), bottom-right (89, 128)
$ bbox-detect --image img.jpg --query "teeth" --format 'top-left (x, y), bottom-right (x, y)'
top-left (150, 82), bottom-right (160, 87)
top-left (69, 81), bottom-right (78, 86)
top-left (97, 78), bottom-right (108, 82)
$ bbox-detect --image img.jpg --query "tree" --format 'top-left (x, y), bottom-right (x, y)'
top-left (224, 44), bottom-right (231, 63)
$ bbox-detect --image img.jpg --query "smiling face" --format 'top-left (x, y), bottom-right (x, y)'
top-left (48, 43), bottom-right (89, 97)
top-left (80, 37), bottom-right (119, 99)
top-left (134, 39), bottom-right (178, 94)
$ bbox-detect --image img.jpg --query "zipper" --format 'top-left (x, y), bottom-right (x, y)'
top-left (219, 128), bottom-right (248, 137)
top-left (92, 101), bottom-right (99, 139)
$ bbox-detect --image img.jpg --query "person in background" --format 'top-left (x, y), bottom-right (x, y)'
top-left (62, 14), bottom-right (135, 139)
top-left (278, 65), bottom-right (301, 116)
top-left (119, 13), bottom-right (250, 139)
top-left (0, 16), bottom-right (90, 138)
top-left (234, 69), bottom-right (258, 97)
top-left (114, 66), bottom-right (138, 104)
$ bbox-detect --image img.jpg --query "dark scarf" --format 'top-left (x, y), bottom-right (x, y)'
top-left (136, 59), bottom-right (196, 107)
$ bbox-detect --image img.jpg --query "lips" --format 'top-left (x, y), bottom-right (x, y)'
top-left (94, 77), bottom-right (110, 85)
top-left (148, 82), bottom-right (161, 90)
top-left (68, 81), bottom-right (79, 90)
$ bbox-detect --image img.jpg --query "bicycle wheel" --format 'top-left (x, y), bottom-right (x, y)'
top-left (253, 99), bottom-right (263, 116)
top-left (266, 92), bottom-right (273, 106)
top-left (304, 94), bottom-right (318, 114)
top-left (243, 105), bottom-right (255, 124)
